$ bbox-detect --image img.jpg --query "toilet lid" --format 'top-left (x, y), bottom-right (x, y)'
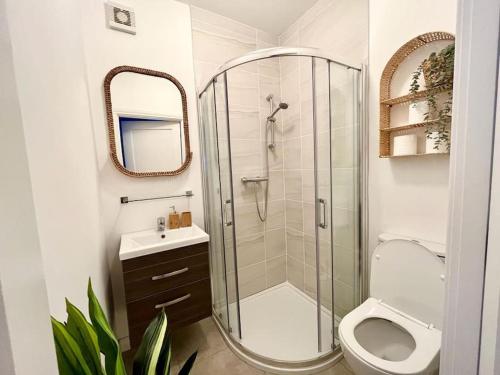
top-left (370, 239), bottom-right (445, 329)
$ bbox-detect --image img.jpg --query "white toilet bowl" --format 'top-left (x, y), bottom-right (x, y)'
top-left (339, 239), bottom-right (445, 375)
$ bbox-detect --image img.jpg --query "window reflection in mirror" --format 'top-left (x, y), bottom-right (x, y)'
top-left (118, 116), bottom-right (183, 172)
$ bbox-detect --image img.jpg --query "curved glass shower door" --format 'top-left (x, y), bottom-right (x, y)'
top-left (199, 47), bottom-right (363, 372)
top-left (200, 75), bottom-right (241, 340)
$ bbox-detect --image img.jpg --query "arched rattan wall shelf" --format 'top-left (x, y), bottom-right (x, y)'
top-left (379, 32), bottom-right (455, 158)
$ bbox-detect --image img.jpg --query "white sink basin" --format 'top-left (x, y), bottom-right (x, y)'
top-left (119, 224), bottom-right (209, 260)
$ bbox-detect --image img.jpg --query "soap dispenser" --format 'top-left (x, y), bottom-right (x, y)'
top-left (168, 205), bottom-right (180, 229)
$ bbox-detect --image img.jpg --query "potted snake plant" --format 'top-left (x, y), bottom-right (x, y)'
top-left (51, 279), bottom-right (197, 375)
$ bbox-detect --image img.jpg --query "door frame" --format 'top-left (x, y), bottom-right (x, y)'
top-left (440, 0), bottom-right (500, 372)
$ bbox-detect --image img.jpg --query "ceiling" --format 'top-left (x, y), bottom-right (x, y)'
top-left (178, 0), bottom-right (319, 35)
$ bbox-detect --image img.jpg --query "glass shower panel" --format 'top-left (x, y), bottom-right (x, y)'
top-left (199, 84), bottom-right (229, 331)
top-left (329, 62), bottom-right (360, 341)
top-left (312, 58), bottom-right (334, 352)
top-left (214, 72), bottom-right (242, 339)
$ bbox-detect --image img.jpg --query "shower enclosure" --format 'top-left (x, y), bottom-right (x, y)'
top-left (199, 47), bottom-right (364, 373)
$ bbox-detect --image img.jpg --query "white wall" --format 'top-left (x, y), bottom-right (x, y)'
top-left (81, 0), bottom-right (204, 342)
top-left (479, 57), bottom-right (500, 374)
top-left (5, 0), bottom-right (109, 320)
top-left (0, 0), bottom-right (58, 372)
top-left (368, 0), bottom-right (457, 255)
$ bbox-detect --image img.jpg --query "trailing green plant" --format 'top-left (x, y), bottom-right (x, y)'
top-left (409, 43), bottom-right (454, 151)
top-left (51, 279), bottom-right (197, 375)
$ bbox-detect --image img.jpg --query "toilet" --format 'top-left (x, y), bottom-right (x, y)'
top-left (339, 237), bottom-right (445, 375)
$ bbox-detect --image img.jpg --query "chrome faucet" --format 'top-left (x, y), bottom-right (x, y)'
top-left (157, 217), bottom-right (166, 231)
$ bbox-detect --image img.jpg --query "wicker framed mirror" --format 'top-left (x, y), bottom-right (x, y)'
top-left (104, 65), bottom-right (192, 177)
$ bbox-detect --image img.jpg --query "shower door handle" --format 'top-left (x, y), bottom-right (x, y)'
top-left (319, 198), bottom-right (327, 229)
top-left (224, 199), bottom-right (233, 226)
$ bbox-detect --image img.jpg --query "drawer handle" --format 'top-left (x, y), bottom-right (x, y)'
top-left (151, 267), bottom-right (189, 281)
top-left (155, 293), bottom-right (191, 309)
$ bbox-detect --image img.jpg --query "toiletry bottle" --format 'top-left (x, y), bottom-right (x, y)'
top-left (168, 205), bottom-right (180, 229)
top-left (180, 211), bottom-right (192, 227)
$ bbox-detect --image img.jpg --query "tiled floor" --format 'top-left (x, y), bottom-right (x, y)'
top-left (124, 317), bottom-right (353, 375)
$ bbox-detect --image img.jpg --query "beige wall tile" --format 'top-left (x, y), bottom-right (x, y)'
top-left (333, 208), bottom-right (355, 248)
top-left (303, 202), bottom-right (316, 236)
top-left (227, 67), bottom-right (259, 89)
top-left (268, 171), bottom-right (284, 201)
top-left (232, 170), bottom-right (262, 205)
top-left (284, 138), bottom-right (301, 170)
top-left (238, 262), bottom-right (267, 299)
top-left (265, 228), bottom-right (286, 259)
top-left (229, 110), bottom-right (260, 139)
top-left (332, 127), bottom-right (354, 168)
top-left (286, 228), bottom-right (304, 261)
top-left (257, 29), bottom-right (278, 46)
top-left (301, 134), bottom-right (314, 170)
top-left (333, 244), bottom-right (355, 287)
top-left (267, 141), bottom-right (284, 171)
top-left (266, 256), bottom-right (286, 288)
top-left (259, 75), bottom-right (281, 110)
top-left (262, 117), bottom-right (284, 144)
top-left (234, 203), bottom-right (265, 237)
top-left (282, 109), bottom-right (301, 140)
top-left (284, 170), bottom-right (302, 201)
top-left (304, 265), bottom-right (317, 299)
top-left (285, 200), bottom-right (303, 232)
top-left (236, 232), bottom-right (265, 268)
top-left (320, 272), bottom-right (333, 310)
top-left (258, 59), bottom-right (281, 78)
top-left (304, 234), bottom-right (316, 267)
top-left (332, 168), bottom-right (355, 210)
top-left (231, 139), bottom-right (262, 157)
top-left (192, 29), bottom-right (255, 66)
top-left (190, 6), bottom-right (255, 39)
top-left (265, 200), bottom-right (285, 230)
top-left (302, 169), bottom-right (315, 203)
top-left (333, 279), bottom-right (355, 313)
top-left (227, 85), bottom-right (260, 109)
top-left (287, 256), bottom-right (304, 291)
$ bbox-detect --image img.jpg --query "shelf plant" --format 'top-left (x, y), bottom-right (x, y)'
top-left (51, 279), bottom-right (197, 375)
top-left (409, 43), bottom-right (455, 151)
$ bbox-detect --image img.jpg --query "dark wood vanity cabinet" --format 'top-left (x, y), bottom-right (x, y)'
top-left (122, 242), bottom-right (211, 348)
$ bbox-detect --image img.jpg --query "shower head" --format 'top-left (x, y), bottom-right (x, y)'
top-left (268, 102), bottom-right (288, 120)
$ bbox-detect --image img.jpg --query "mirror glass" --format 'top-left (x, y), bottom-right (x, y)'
top-left (107, 69), bottom-right (190, 175)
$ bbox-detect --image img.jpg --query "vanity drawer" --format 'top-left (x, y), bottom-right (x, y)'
top-left (122, 242), bottom-right (208, 272)
top-left (123, 252), bottom-right (209, 301)
top-left (126, 279), bottom-right (211, 347)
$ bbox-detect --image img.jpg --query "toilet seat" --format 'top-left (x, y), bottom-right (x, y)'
top-left (339, 298), bottom-right (441, 375)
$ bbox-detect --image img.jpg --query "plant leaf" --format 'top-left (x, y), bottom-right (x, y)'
top-left (66, 299), bottom-right (104, 375)
top-left (132, 310), bottom-right (168, 375)
top-left (155, 334), bottom-right (172, 375)
top-left (178, 352), bottom-right (197, 375)
top-left (88, 279), bottom-right (126, 375)
top-left (54, 340), bottom-right (77, 375)
top-left (51, 317), bottom-right (93, 375)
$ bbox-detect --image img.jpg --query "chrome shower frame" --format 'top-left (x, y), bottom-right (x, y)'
top-left (197, 47), bottom-right (368, 374)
